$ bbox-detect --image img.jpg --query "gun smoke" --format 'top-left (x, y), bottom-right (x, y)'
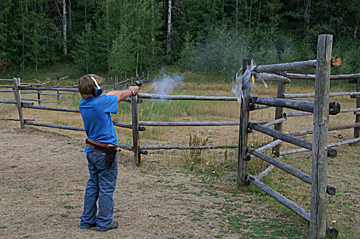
top-left (151, 70), bottom-right (184, 96)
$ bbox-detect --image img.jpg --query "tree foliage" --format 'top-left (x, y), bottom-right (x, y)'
top-left (0, 0), bottom-right (359, 78)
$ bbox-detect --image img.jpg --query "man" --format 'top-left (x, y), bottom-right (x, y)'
top-left (78, 74), bottom-right (139, 231)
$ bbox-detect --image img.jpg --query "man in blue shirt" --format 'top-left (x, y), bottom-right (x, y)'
top-left (78, 74), bottom-right (139, 231)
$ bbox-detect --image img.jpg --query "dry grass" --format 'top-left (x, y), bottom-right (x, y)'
top-left (0, 80), bottom-right (359, 238)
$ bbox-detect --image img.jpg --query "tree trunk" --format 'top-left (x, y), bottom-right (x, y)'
top-left (21, 0), bottom-right (25, 71)
top-left (304, 0), bottom-right (311, 42)
top-left (249, 0), bottom-right (252, 27)
top-left (167, 0), bottom-right (172, 62)
top-left (236, 0), bottom-right (238, 28)
top-left (136, 50), bottom-right (139, 77)
top-left (63, 0), bottom-right (67, 55)
top-left (354, 10), bottom-right (359, 41)
top-left (222, 0), bottom-right (225, 22)
top-left (106, 0), bottom-right (110, 71)
top-left (69, 0), bottom-right (72, 33)
top-left (257, 0), bottom-right (261, 28)
top-left (152, 0), bottom-right (155, 54)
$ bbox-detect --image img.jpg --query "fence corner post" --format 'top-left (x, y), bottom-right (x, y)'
top-left (237, 59), bottom-right (252, 188)
top-left (310, 34), bottom-right (333, 239)
top-left (131, 95), bottom-right (141, 166)
top-left (12, 77), bottom-right (25, 129)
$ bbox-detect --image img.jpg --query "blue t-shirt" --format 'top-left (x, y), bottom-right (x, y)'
top-left (79, 94), bottom-right (119, 153)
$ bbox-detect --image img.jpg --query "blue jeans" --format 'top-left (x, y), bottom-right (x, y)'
top-left (80, 149), bottom-right (118, 231)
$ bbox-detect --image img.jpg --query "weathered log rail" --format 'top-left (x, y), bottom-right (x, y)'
top-left (283, 108), bottom-right (360, 118)
top-left (283, 91), bottom-right (360, 98)
top-left (254, 57), bottom-right (341, 73)
top-left (286, 72), bottom-right (360, 80)
top-left (251, 97), bottom-right (341, 115)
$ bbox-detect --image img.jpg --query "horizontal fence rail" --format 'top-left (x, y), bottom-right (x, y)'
top-left (283, 92), bottom-right (360, 98)
top-left (280, 137), bottom-right (360, 156)
top-left (19, 86), bottom-right (78, 92)
top-left (251, 97), bottom-right (341, 115)
top-left (140, 145), bottom-right (238, 150)
top-left (283, 108), bottom-right (360, 118)
top-left (254, 57), bottom-right (340, 73)
top-left (138, 93), bottom-right (238, 101)
top-left (24, 121), bottom-right (85, 131)
top-left (138, 121), bottom-right (240, 126)
top-left (286, 72), bottom-right (360, 80)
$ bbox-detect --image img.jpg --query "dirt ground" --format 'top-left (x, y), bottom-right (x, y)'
top-left (0, 124), bottom-right (312, 239)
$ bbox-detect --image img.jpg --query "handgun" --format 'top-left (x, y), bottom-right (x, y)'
top-left (132, 79), bottom-right (149, 87)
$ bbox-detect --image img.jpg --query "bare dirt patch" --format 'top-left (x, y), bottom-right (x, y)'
top-left (0, 125), bottom-right (309, 238)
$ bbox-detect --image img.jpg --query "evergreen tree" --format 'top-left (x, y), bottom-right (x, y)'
top-left (109, 0), bottom-right (163, 78)
top-left (0, 0), bottom-right (13, 72)
top-left (0, 0), bottom-right (359, 77)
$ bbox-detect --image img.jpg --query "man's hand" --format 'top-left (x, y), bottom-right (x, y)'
top-left (129, 86), bottom-right (140, 96)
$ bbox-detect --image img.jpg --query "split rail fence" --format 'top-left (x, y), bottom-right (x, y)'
top-left (1, 35), bottom-right (360, 238)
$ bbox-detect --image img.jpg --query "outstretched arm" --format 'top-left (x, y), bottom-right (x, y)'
top-left (106, 86), bottom-right (140, 102)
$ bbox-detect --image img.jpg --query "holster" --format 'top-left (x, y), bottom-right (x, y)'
top-left (105, 145), bottom-right (117, 168)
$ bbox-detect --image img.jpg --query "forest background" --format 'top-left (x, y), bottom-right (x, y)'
top-left (0, 0), bottom-right (359, 80)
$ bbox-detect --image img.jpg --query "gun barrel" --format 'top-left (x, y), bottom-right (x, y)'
top-left (134, 79), bottom-right (150, 86)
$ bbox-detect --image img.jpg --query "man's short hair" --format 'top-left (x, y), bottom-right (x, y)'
top-left (78, 74), bottom-right (104, 99)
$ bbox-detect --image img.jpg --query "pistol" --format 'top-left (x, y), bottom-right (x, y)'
top-left (132, 79), bottom-right (149, 87)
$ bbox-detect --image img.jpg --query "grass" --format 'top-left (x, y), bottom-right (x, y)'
top-left (1, 66), bottom-right (360, 238)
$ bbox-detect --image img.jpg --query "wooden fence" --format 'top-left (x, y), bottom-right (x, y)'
top-left (2, 35), bottom-right (360, 238)
top-left (236, 34), bottom-right (360, 238)
top-left (0, 60), bottom-right (161, 105)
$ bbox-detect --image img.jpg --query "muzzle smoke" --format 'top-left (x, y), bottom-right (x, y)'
top-left (151, 69), bottom-right (183, 95)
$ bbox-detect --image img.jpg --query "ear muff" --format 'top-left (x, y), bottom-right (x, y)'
top-left (86, 74), bottom-right (103, 97)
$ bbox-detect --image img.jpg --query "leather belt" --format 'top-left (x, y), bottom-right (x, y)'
top-left (86, 138), bottom-right (118, 152)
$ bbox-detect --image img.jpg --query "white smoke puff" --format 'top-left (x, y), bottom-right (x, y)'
top-left (232, 67), bottom-right (243, 102)
top-left (152, 73), bottom-right (183, 95)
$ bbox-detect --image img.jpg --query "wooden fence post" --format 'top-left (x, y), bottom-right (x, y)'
top-left (13, 77), bottom-right (25, 129)
top-left (56, 81), bottom-right (60, 102)
top-left (131, 95), bottom-right (141, 166)
top-left (37, 80), bottom-right (41, 106)
top-left (237, 59), bottom-right (252, 188)
top-left (272, 71), bottom-right (287, 156)
top-left (310, 34), bottom-right (333, 239)
top-left (354, 70), bottom-right (360, 140)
